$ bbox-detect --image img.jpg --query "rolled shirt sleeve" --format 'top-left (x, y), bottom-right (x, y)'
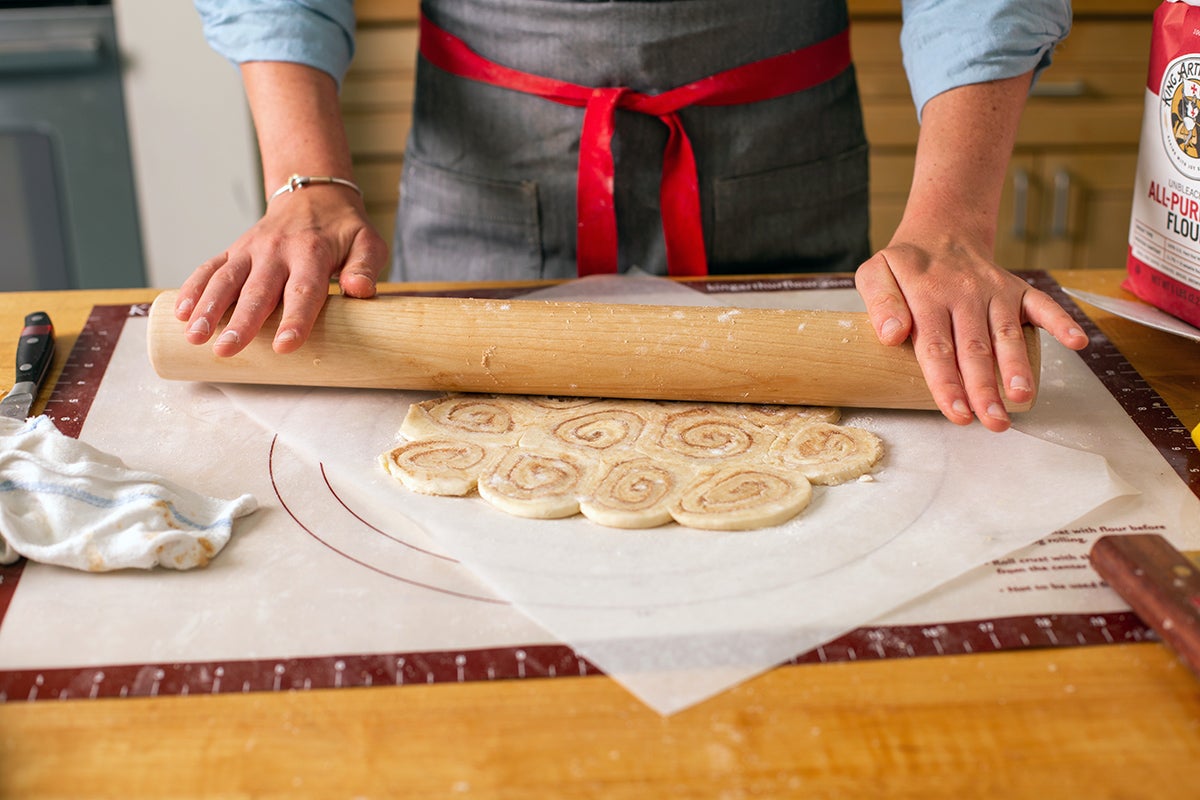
top-left (900, 0), bottom-right (1072, 118)
top-left (193, 0), bottom-right (356, 87)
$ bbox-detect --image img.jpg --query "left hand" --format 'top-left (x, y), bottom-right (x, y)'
top-left (855, 228), bottom-right (1088, 432)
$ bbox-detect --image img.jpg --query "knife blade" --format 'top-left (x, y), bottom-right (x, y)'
top-left (0, 311), bottom-right (56, 421)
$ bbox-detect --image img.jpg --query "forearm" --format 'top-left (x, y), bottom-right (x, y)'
top-left (896, 71), bottom-right (1034, 255)
top-left (240, 61), bottom-right (358, 197)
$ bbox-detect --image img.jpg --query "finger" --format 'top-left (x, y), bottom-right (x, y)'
top-left (989, 301), bottom-right (1036, 407)
top-left (1022, 289), bottom-right (1088, 351)
top-left (270, 230), bottom-right (386, 353)
top-left (854, 253), bottom-right (912, 346)
top-left (176, 252), bottom-right (229, 321)
top-left (272, 273), bottom-right (334, 354)
top-left (184, 256), bottom-right (252, 346)
top-left (211, 265), bottom-right (291, 357)
top-left (338, 228), bottom-right (388, 299)
top-left (909, 311), bottom-right (975, 426)
top-left (949, 310), bottom-right (1010, 433)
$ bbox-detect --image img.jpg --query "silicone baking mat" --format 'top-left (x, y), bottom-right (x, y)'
top-left (0, 273), bottom-right (1195, 704)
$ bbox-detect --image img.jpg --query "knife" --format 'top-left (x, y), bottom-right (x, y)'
top-left (0, 312), bottom-right (56, 421)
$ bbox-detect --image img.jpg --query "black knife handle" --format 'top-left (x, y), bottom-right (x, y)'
top-left (15, 311), bottom-right (55, 386)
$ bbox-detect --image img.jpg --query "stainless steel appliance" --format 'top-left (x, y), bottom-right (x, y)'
top-left (0, 0), bottom-right (145, 290)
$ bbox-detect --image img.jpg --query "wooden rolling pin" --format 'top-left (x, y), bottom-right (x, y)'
top-left (146, 290), bottom-right (1041, 411)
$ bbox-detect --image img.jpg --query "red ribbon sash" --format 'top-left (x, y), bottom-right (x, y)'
top-left (418, 15), bottom-right (852, 277)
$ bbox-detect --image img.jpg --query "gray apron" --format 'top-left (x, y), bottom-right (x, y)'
top-left (392, 0), bottom-right (869, 281)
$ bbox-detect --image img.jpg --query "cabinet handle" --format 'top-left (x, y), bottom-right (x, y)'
top-left (1012, 168), bottom-right (1029, 240)
top-left (1051, 170), bottom-right (1071, 239)
top-left (0, 37), bottom-right (102, 74)
top-left (1030, 79), bottom-right (1088, 98)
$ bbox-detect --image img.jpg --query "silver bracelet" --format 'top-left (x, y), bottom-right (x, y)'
top-left (268, 173), bottom-right (363, 202)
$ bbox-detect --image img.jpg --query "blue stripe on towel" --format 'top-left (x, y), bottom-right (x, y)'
top-left (0, 479), bottom-right (233, 532)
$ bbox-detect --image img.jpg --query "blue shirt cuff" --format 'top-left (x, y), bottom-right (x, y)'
top-left (193, 0), bottom-right (356, 87)
top-left (900, 0), bottom-right (1072, 119)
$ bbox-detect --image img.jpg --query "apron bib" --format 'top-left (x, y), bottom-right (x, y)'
top-left (394, 0), bottom-right (869, 281)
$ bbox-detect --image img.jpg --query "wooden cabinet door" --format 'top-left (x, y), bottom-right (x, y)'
top-left (1030, 152), bottom-right (1139, 270)
top-left (995, 154), bottom-right (1039, 272)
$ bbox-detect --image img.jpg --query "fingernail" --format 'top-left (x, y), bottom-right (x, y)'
top-left (952, 399), bottom-right (970, 416)
top-left (175, 298), bottom-right (194, 318)
top-left (187, 318), bottom-right (210, 337)
top-left (215, 330), bottom-right (240, 346)
top-left (1069, 327), bottom-right (1085, 339)
top-left (987, 402), bottom-right (1007, 420)
top-left (880, 318), bottom-right (902, 339)
top-left (1009, 375), bottom-right (1031, 393)
top-left (274, 329), bottom-right (298, 346)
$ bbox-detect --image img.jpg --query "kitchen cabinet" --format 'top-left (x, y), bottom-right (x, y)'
top-left (344, 0), bottom-right (1157, 270)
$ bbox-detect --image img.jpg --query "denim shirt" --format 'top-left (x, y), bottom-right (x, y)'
top-left (192, 0), bottom-right (1071, 118)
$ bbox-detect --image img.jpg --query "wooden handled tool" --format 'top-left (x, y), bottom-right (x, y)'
top-left (1090, 534), bottom-right (1200, 680)
top-left (146, 290), bottom-right (1040, 410)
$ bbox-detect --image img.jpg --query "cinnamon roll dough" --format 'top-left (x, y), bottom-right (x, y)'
top-left (477, 447), bottom-right (591, 520)
top-left (670, 466), bottom-right (813, 532)
top-left (380, 394), bottom-right (883, 531)
top-left (578, 457), bottom-right (687, 529)
top-left (380, 438), bottom-right (502, 496)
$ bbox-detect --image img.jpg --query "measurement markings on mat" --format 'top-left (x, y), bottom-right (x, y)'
top-left (1030, 271), bottom-right (1199, 494)
top-left (42, 303), bottom-right (148, 439)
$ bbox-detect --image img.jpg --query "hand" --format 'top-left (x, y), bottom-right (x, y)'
top-left (855, 230), bottom-right (1088, 432)
top-left (860, 71), bottom-right (1088, 431)
top-left (174, 185), bottom-right (388, 357)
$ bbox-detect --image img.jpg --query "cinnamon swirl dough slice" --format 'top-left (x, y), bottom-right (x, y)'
top-left (715, 403), bottom-right (841, 431)
top-left (579, 457), bottom-right (690, 529)
top-left (477, 447), bottom-right (593, 519)
top-left (401, 395), bottom-right (523, 445)
top-left (518, 402), bottom-right (651, 463)
top-left (637, 408), bottom-right (773, 464)
top-left (670, 466), bottom-right (812, 531)
top-left (380, 438), bottom-right (502, 496)
top-left (766, 421), bottom-right (883, 485)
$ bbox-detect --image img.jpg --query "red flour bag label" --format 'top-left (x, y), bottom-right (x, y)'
top-left (1128, 0), bottom-right (1200, 327)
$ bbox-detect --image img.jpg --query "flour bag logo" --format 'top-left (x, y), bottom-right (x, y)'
top-left (1161, 57), bottom-right (1200, 177)
top-left (1126, 1), bottom-right (1200, 330)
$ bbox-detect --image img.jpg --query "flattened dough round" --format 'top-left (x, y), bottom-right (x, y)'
top-left (579, 457), bottom-right (689, 529)
top-left (715, 403), bottom-right (841, 430)
top-left (766, 421), bottom-right (884, 485)
top-left (519, 405), bottom-right (649, 461)
top-left (401, 395), bottom-right (523, 444)
top-left (380, 438), bottom-right (500, 496)
top-left (670, 466), bottom-right (812, 531)
top-left (477, 448), bottom-right (591, 519)
top-left (639, 408), bottom-right (773, 463)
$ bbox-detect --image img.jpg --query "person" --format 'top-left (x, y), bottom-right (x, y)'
top-left (181, 0), bottom-right (1089, 433)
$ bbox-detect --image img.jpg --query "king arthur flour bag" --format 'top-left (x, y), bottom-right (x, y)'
top-left (1127, 0), bottom-right (1200, 328)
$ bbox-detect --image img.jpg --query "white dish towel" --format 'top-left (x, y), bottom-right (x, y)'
top-left (0, 416), bottom-right (257, 571)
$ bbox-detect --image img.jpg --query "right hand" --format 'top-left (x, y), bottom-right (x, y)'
top-left (174, 184), bottom-right (388, 357)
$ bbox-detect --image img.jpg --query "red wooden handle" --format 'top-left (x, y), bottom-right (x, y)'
top-left (1089, 534), bottom-right (1200, 679)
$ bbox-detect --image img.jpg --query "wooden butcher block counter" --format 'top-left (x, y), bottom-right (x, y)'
top-left (0, 269), bottom-right (1198, 800)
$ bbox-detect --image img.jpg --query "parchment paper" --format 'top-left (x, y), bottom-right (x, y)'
top-left (218, 275), bottom-right (1139, 714)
